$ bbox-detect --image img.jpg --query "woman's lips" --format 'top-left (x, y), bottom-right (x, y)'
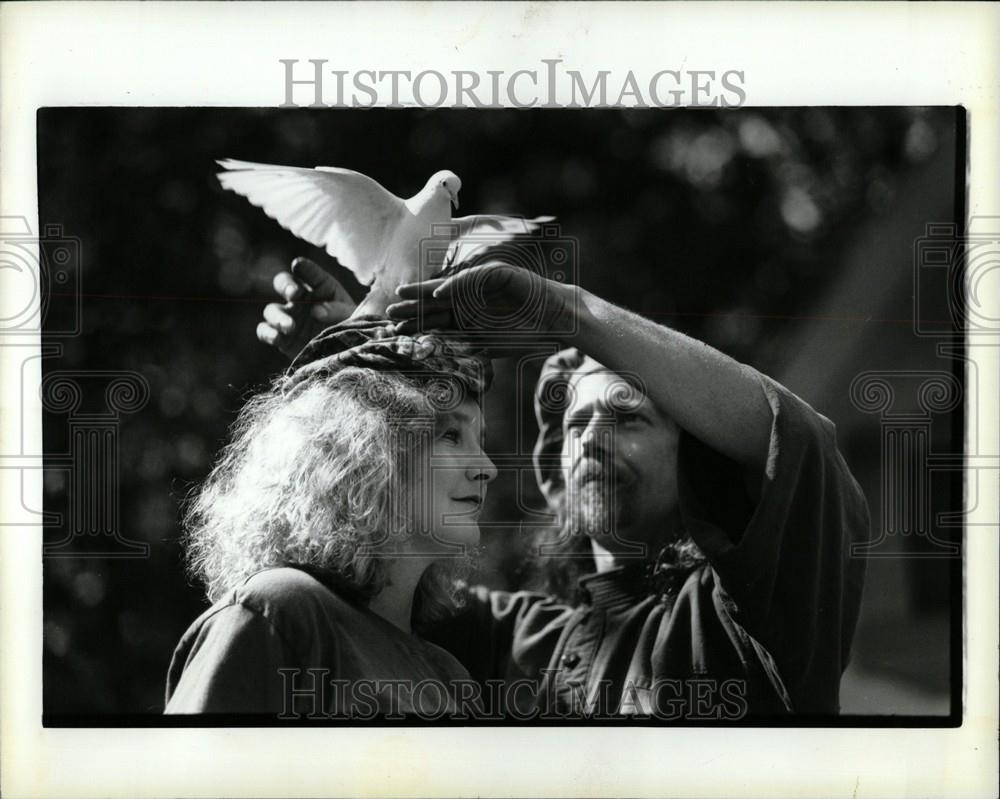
top-left (452, 496), bottom-right (483, 509)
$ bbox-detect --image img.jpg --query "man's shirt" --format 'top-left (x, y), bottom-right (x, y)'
top-left (426, 374), bottom-right (870, 718)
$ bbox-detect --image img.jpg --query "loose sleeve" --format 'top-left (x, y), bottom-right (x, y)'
top-left (164, 604), bottom-right (298, 714)
top-left (422, 588), bottom-right (571, 685)
top-left (677, 370), bottom-right (870, 713)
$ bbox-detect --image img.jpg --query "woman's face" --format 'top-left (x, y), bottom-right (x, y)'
top-left (403, 398), bottom-right (497, 554)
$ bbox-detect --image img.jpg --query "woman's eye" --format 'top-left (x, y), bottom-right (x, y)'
top-left (440, 428), bottom-right (461, 443)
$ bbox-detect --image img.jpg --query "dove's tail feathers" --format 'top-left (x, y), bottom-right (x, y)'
top-left (452, 214), bottom-right (557, 239)
top-left (523, 215), bottom-right (556, 231)
top-left (441, 215), bottom-right (560, 276)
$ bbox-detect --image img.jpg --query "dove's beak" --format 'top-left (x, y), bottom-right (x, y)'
top-left (449, 188), bottom-right (460, 210)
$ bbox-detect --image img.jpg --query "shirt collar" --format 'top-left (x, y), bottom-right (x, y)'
top-left (577, 557), bottom-right (704, 611)
top-left (577, 564), bottom-right (650, 611)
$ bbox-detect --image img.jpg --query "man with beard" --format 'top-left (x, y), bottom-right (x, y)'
top-left (258, 258), bottom-right (869, 719)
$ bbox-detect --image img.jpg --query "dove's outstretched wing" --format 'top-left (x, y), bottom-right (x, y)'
top-left (441, 215), bottom-right (556, 275)
top-left (216, 159), bottom-right (405, 285)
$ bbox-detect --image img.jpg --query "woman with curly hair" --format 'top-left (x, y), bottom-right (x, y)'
top-left (164, 327), bottom-right (496, 717)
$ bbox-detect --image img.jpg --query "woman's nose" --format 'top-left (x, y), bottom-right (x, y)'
top-left (469, 447), bottom-right (498, 484)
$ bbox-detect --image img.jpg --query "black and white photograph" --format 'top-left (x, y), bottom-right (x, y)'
top-left (1, 3), bottom-right (997, 798)
top-left (37, 106), bottom-right (962, 723)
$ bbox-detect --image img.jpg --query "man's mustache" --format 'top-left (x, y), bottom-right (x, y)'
top-left (571, 458), bottom-right (632, 487)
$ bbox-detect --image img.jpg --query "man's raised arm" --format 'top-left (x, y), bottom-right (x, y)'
top-left (388, 264), bottom-right (773, 471)
top-left (568, 287), bottom-right (773, 471)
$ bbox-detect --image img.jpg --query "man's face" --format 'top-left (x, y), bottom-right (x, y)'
top-left (560, 370), bottom-right (681, 558)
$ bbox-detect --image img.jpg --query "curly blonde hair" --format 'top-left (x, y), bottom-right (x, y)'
top-left (182, 361), bottom-right (480, 623)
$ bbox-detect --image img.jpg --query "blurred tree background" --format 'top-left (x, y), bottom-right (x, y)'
top-left (39, 107), bottom-right (959, 715)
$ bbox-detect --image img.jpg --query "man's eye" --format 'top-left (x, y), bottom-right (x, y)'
top-left (617, 412), bottom-right (641, 425)
top-left (440, 428), bottom-right (461, 443)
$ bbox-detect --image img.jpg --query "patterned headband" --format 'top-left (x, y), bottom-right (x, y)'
top-left (281, 315), bottom-right (493, 399)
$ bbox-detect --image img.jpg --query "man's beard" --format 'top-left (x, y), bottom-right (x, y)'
top-left (567, 477), bottom-right (638, 548)
top-left (564, 463), bottom-right (692, 565)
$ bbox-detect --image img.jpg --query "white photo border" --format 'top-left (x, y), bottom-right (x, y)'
top-left (1, 2), bottom-right (997, 797)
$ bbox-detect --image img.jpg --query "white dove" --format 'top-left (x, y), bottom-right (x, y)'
top-left (216, 159), bottom-right (552, 318)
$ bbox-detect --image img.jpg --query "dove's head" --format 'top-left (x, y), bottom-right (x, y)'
top-left (431, 170), bottom-right (462, 210)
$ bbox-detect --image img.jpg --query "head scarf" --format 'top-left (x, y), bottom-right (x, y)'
top-left (282, 315), bottom-right (493, 400)
top-left (532, 347), bottom-right (606, 509)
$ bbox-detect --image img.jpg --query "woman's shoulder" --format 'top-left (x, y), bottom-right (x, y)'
top-left (229, 566), bottom-right (361, 633)
top-left (166, 567), bottom-right (366, 712)
top-left (237, 565), bottom-right (338, 598)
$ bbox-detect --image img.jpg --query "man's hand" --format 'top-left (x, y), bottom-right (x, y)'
top-left (258, 257), bottom-right (357, 359)
top-left (385, 262), bottom-right (577, 342)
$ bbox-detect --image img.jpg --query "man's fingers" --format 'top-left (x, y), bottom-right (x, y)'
top-left (292, 257), bottom-right (346, 302)
top-left (273, 271), bottom-right (302, 302)
top-left (430, 275), bottom-right (458, 300)
top-left (256, 321), bottom-right (281, 347)
top-left (395, 277), bottom-right (447, 299)
top-left (257, 322), bottom-right (300, 358)
top-left (385, 301), bottom-right (405, 320)
top-left (263, 303), bottom-right (298, 335)
top-left (385, 299), bottom-right (417, 320)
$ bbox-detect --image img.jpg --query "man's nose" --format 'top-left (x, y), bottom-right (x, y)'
top-left (579, 415), bottom-right (615, 456)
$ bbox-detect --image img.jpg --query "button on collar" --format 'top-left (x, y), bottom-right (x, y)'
top-left (561, 651), bottom-right (581, 669)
